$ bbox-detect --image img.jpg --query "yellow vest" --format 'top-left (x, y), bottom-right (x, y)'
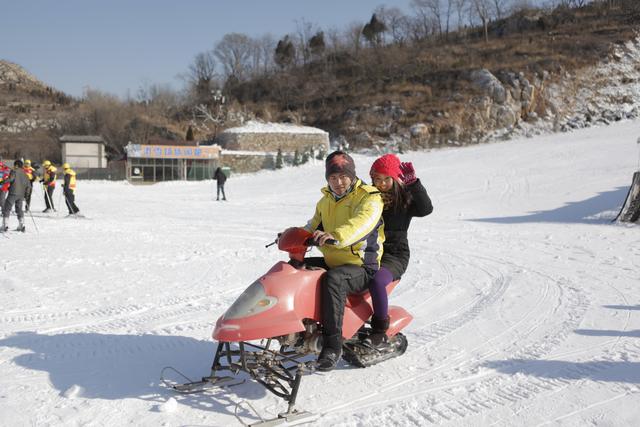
top-left (44, 166), bottom-right (57, 187)
top-left (23, 166), bottom-right (35, 180)
top-left (65, 168), bottom-right (77, 192)
top-left (305, 179), bottom-right (385, 269)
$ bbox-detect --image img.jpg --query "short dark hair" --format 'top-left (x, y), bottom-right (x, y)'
top-left (14, 159), bottom-right (23, 168)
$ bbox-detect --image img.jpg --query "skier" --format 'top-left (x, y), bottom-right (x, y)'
top-left (0, 160), bottom-right (9, 211)
top-left (1, 160), bottom-right (30, 232)
top-left (365, 154), bottom-right (433, 347)
top-left (213, 167), bottom-right (227, 201)
top-left (23, 159), bottom-right (37, 212)
top-left (41, 160), bottom-right (57, 212)
top-left (300, 151), bottom-right (385, 371)
top-left (62, 163), bottom-right (80, 215)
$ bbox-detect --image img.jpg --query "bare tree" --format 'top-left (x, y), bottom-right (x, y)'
top-left (453, 0), bottom-right (470, 31)
top-left (214, 33), bottom-right (254, 80)
top-left (295, 18), bottom-right (317, 66)
top-left (184, 51), bottom-right (217, 105)
top-left (257, 34), bottom-right (276, 74)
top-left (471, 0), bottom-right (493, 42)
top-left (374, 6), bottom-right (411, 45)
top-left (137, 81), bottom-right (181, 116)
top-left (491, 0), bottom-right (508, 19)
top-left (343, 21), bottom-right (365, 56)
top-left (410, 1), bottom-right (436, 40)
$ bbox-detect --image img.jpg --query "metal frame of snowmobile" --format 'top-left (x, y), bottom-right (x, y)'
top-left (162, 338), bottom-right (317, 425)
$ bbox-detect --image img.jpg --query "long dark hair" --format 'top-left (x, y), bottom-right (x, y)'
top-left (384, 180), bottom-right (412, 213)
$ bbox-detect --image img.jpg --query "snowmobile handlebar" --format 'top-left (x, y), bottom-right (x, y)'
top-left (304, 237), bottom-right (338, 247)
top-left (265, 234), bottom-right (337, 248)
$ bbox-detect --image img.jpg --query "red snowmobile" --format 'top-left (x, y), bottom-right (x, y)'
top-left (162, 227), bottom-right (413, 425)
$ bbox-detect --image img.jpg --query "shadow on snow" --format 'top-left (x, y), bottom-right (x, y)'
top-left (468, 187), bottom-right (627, 224)
top-left (603, 304), bottom-right (640, 311)
top-left (574, 329), bottom-right (640, 338)
top-left (484, 358), bottom-right (640, 383)
top-left (0, 331), bottom-right (266, 418)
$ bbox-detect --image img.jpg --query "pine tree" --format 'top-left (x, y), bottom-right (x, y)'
top-left (275, 148), bottom-right (284, 169)
top-left (301, 150), bottom-right (310, 164)
top-left (186, 125), bottom-right (194, 141)
top-left (275, 36), bottom-right (296, 69)
top-left (293, 149), bottom-right (301, 166)
top-left (316, 146), bottom-right (326, 160)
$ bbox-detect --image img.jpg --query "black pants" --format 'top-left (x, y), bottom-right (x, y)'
top-left (64, 189), bottom-right (79, 214)
top-left (216, 183), bottom-right (226, 200)
top-left (305, 257), bottom-right (375, 337)
top-left (44, 186), bottom-right (55, 209)
top-left (25, 184), bottom-right (32, 211)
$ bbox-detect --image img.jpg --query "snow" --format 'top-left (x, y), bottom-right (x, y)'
top-left (1, 119), bottom-right (640, 426)
top-left (223, 120), bottom-right (329, 135)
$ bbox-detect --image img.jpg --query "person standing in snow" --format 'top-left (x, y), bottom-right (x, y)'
top-left (41, 160), bottom-right (57, 212)
top-left (300, 151), bottom-right (385, 371)
top-left (365, 154), bottom-right (433, 348)
top-left (23, 159), bottom-right (37, 212)
top-left (2, 159), bottom-right (30, 232)
top-left (213, 166), bottom-right (227, 201)
top-left (0, 160), bottom-right (10, 211)
top-left (62, 163), bottom-right (80, 215)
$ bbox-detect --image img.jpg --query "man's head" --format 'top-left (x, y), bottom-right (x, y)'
top-left (63, 163), bottom-right (70, 170)
top-left (43, 160), bottom-right (51, 168)
top-left (14, 159), bottom-right (23, 168)
top-left (24, 159), bottom-right (31, 166)
top-left (325, 151), bottom-right (356, 196)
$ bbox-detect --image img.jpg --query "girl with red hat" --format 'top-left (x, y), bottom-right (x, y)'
top-left (366, 154), bottom-right (433, 347)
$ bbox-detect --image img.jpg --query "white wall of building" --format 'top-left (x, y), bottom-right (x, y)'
top-left (62, 142), bottom-right (107, 168)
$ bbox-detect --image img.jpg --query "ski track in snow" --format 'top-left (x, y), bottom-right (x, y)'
top-left (1, 120), bottom-right (640, 426)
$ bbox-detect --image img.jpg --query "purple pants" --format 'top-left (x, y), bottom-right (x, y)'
top-left (369, 267), bottom-right (394, 319)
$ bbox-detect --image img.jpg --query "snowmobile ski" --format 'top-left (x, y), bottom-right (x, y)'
top-left (235, 399), bottom-right (318, 427)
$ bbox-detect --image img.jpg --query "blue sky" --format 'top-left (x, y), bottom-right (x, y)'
top-left (1, 0), bottom-right (416, 98)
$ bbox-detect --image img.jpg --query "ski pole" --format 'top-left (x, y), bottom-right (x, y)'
top-left (27, 204), bottom-right (39, 234)
top-left (42, 183), bottom-right (54, 212)
top-left (56, 186), bottom-right (62, 215)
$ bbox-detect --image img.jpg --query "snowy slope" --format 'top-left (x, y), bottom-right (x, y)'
top-left (1, 120), bottom-right (639, 427)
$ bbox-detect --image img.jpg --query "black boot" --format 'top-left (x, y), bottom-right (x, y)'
top-left (316, 333), bottom-right (343, 372)
top-left (364, 315), bottom-right (390, 348)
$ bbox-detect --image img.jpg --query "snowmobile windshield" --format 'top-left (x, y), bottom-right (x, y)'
top-left (224, 280), bottom-right (278, 320)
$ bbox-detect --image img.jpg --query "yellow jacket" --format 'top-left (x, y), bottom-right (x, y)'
top-left (64, 168), bottom-right (77, 192)
top-left (305, 179), bottom-right (385, 269)
top-left (44, 166), bottom-right (57, 187)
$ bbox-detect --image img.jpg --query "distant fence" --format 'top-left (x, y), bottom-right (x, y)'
top-left (75, 161), bottom-right (126, 181)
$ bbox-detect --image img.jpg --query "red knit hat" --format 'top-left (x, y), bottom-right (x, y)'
top-left (370, 154), bottom-right (402, 181)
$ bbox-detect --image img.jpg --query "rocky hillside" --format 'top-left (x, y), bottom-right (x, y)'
top-left (0, 60), bottom-right (75, 161)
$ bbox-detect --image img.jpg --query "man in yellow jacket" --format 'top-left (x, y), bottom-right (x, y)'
top-left (302, 151), bottom-right (384, 371)
top-left (62, 163), bottom-right (80, 215)
top-left (41, 160), bottom-right (57, 213)
top-left (23, 159), bottom-right (37, 212)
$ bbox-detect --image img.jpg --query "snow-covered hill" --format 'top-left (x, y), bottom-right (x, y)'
top-left (1, 119), bottom-right (639, 426)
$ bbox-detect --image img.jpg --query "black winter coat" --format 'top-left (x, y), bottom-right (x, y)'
top-left (381, 179), bottom-right (433, 279)
top-left (214, 168), bottom-right (227, 185)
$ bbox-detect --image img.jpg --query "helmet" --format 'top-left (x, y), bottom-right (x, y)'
top-left (63, 163), bottom-right (70, 170)
top-left (43, 160), bottom-right (51, 167)
top-left (25, 159), bottom-right (31, 166)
